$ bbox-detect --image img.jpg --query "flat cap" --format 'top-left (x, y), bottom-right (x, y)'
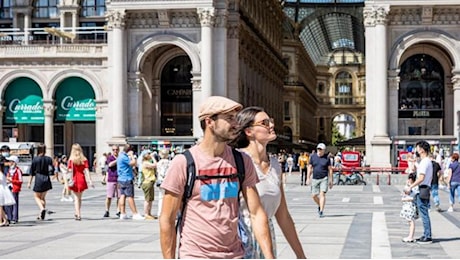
top-left (199, 96), bottom-right (243, 120)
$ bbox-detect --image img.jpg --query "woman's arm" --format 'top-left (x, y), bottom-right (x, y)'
top-left (275, 185), bottom-right (306, 259)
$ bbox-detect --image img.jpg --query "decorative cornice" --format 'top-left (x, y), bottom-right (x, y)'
top-left (106, 9), bottom-right (126, 29)
top-left (197, 7), bottom-right (216, 27)
top-left (215, 9), bottom-right (228, 28)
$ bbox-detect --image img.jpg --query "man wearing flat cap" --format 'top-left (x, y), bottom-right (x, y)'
top-left (160, 96), bottom-right (274, 259)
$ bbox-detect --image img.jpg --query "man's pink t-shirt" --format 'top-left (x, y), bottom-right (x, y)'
top-left (161, 145), bottom-right (259, 259)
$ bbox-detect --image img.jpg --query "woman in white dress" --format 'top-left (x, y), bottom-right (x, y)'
top-left (231, 106), bottom-right (306, 259)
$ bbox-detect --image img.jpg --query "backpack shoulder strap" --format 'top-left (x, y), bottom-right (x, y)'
top-left (231, 148), bottom-right (245, 194)
top-left (176, 150), bottom-right (196, 233)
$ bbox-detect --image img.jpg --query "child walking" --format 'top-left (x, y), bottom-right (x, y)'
top-left (5, 155), bottom-right (23, 224)
top-left (400, 173), bottom-right (418, 243)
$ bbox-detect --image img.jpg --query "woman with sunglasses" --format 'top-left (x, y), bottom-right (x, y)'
top-left (231, 106), bottom-right (306, 259)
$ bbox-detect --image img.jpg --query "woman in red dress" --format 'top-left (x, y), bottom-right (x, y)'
top-left (68, 143), bottom-right (94, 220)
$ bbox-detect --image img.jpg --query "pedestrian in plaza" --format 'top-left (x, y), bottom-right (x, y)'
top-left (52, 155), bottom-right (61, 183)
top-left (404, 140), bottom-right (433, 244)
top-left (68, 143), bottom-right (94, 221)
top-left (155, 149), bottom-right (170, 218)
top-left (27, 143), bottom-right (53, 221)
top-left (140, 151), bottom-right (157, 220)
top-left (231, 106), bottom-right (306, 259)
top-left (430, 154), bottom-right (442, 212)
top-left (103, 145), bottom-right (120, 218)
top-left (286, 154), bottom-right (294, 176)
top-left (446, 152), bottom-right (460, 212)
top-left (98, 152), bottom-right (108, 185)
top-left (59, 155), bottom-right (73, 202)
top-left (400, 173), bottom-right (418, 243)
top-left (307, 143), bottom-right (333, 218)
top-left (117, 144), bottom-right (144, 220)
top-left (5, 155), bottom-right (23, 224)
top-left (298, 152), bottom-right (309, 186)
top-left (160, 96), bottom-right (273, 259)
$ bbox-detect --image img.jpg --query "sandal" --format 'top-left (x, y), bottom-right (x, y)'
top-left (402, 237), bottom-right (415, 243)
top-left (74, 214), bottom-right (81, 221)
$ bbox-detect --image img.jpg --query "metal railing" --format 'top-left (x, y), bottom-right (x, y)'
top-left (0, 27), bottom-right (108, 46)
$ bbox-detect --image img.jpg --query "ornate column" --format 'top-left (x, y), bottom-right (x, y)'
top-left (197, 7), bottom-right (216, 99)
top-left (43, 102), bottom-right (55, 157)
top-left (191, 72), bottom-right (203, 138)
top-left (95, 101), bottom-right (107, 157)
top-left (0, 106), bottom-right (4, 139)
top-left (213, 8), bottom-right (228, 96)
top-left (388, 70), bottom-right (400, 137)
top-left (127, 73), bottom-right (143, 136)
top-left (106, 10), bottom-right (127, 141)
top-left (227, 12), bottom-right (240, 101)
top-left (152, 79), bottom-right (161, 135)
top-left (364, 5), bottom-right (391, 167)
top-left (452, 73), bottom-right (460, 148)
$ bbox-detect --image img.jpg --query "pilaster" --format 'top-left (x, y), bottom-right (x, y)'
top-left (197, 7), bottom-right (215, 99)
top-left (191, 72), bottom-right (203, 138)
top-left (43, 102), bottom-right (55, 157)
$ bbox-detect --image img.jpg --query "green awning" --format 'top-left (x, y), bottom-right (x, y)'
top-left (4, 77), bottom-right (44, 124)
top-left (55, 77), bottom-right (96, 121)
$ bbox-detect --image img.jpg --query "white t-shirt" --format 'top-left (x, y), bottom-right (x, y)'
top-left (98, 155), bottom-right (107, 170)
top-left (417, 157), bottom-right (433, 187)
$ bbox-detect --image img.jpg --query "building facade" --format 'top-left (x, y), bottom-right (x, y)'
top-left (364, 0), bottom-right (460, 166)
top-left (0, 0), bottom-right (287, 158)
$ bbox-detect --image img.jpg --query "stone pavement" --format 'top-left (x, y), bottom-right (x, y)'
top-left (0, 172), bottom-right (459, 259)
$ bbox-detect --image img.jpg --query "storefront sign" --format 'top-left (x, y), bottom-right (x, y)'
top-left (55, 77), bottom-right (96, 121)
top-left (4, 77), bottom-right (44, 124)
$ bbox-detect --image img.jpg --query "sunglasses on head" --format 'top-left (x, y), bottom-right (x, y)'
top-left (252, 118), bottom-right (274, 128)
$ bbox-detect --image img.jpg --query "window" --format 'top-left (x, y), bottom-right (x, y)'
top-left (0, 0), bottom-right (12, 19)
top-left (284, 101), bottom-right (291, 121)
top-left (81, 0), bottom-right (106, 17)
top-left (335, 71), bottom-right (353, 105)
top-left (318, 83), bottom-right (324, 93)
top-left (79, 22), bottom-right (107, 43)
top-left (34, 0), bottom-right (58, 18)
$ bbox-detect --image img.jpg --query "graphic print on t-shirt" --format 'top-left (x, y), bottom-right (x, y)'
top-left (198, 166), bottom-right (239, 201)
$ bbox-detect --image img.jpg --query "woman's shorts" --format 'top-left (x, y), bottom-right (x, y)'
top-left (141, 181), bottom-right (155, 201)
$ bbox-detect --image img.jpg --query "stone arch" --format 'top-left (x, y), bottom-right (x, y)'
top-left (0, 70), bottom-right (47, 100)
top-left (389, 29), bottom-right (459, 72)
top-left (47, 69), bottom-right (104, 100)
top-left (129, 33), bottom-right (201, 75)
top-left (152, 48), bottom-right (189, 81)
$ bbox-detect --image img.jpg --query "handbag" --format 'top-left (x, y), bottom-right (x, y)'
top-left (419, 185), bottom-right (431, 200)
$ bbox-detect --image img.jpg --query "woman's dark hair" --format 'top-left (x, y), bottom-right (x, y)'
top-left (408, 172), bottom-right (416, 182)
top-left (229, 106), bottom-right (265, 148)
top-left (37, 143), bottom-right (46, 155)
top-left (452, 153), bottom-right (459, 161)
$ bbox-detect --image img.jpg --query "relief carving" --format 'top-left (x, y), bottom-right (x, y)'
top-left (106, 10), bottom-right (126, 29)
top-left (197, 7), bottom-right (216, 27)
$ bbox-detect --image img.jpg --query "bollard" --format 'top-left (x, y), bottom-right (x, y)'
top-left (376, 173), bottom-right (379, 185)
top-left (388, 173), bottom-right (391, 185)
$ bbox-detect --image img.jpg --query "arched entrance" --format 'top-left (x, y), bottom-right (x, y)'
top-left (398, 54), bottom-right (444, 135)
top-left (54, 76), bottom-right (96, 159)
top-left (333, 113), bottom-right (356, 139)
top-left (160, 55), bottom-right (193, 136)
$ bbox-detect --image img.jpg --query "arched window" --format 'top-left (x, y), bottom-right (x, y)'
top-left (81, 0), bottom-right (106, 17)
top-left (0, 0), bottom-right (12, 19)
top-left (335, 71), bottom-right (353, 105)
top-left (34, 0), bottom-right (58, 18)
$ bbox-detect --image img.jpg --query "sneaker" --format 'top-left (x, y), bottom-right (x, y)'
top-left (60, 197), bottom-right (66, 202)
top-left (447, 206), bottom-right (454, 212)
top-left (103, 211), bottom-right (109, 218)
top-left (132, 214), bottom-right (145, 220)
top-left (417, 237), bottom-right (433, 244)
top-left (402, 237), bottom-right (415, 243)
top-left (319, 211), bottom-right (324, 218)
top-left (435, 205), bottom-right (442, 212)
top-left (116, 212), bottom-right (121, 217)
top-left (67, 196), bottom-right (73, 202)
top-left (119, 214), bottom-right (129, 220)
top-left (317, 207), bottom-right (320, 213)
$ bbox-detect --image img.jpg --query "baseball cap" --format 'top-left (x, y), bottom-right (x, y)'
top-left (6, 155), bottom-right (19, 164)
top-left (198, 96), bottom-right (243, 120)
top-left (317, 143), bottom-right (326, 150)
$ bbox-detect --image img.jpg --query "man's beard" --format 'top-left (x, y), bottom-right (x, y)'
top-left (212, 127), bottom-right (235, 143)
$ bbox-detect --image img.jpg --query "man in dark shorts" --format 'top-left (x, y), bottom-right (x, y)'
top-left (307, 143), bottom-right (333, 218)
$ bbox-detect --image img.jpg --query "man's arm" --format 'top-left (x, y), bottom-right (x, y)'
top-left (243, 185), bottom-right (274, 259)
top-left (306, 164), bottom-right (313, 184)
top-left (328, 165), bottom-right (333, 189)
top-left (159, 190), bottom-right (182, 259)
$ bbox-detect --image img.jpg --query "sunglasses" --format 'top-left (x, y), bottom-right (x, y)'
top-left (252, 118), bottom-right (274, 128)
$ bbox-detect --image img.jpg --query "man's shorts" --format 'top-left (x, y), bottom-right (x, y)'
top-left (118, 180), bottom-right (135, 197)
top-left (106, 181), bottom-right (120, 198)
top-left (311, 176), bottom-right (329, 195)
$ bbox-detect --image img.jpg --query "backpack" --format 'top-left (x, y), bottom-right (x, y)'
top-left (176, 148), bottom-right (245, 232)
